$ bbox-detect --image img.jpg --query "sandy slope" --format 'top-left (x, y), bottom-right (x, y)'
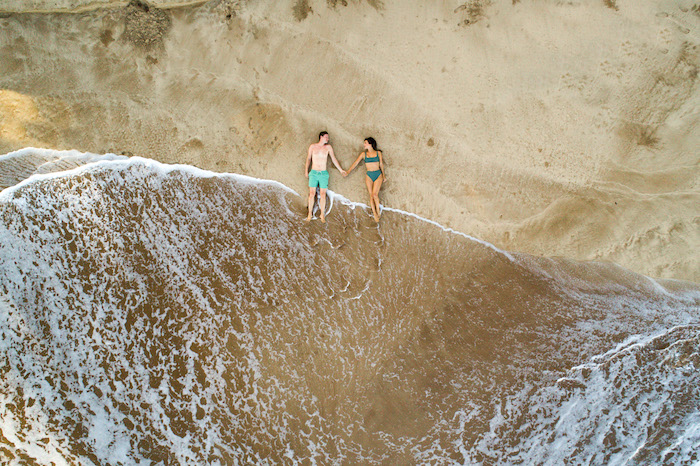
top-left (0, 0), bottom-right (698, 282)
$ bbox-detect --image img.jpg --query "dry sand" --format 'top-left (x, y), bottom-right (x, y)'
top-left (0, 0), bottom-right (698, 282)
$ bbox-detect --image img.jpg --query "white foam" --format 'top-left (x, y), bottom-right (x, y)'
top-left (464, 324), bottom-right (700, 465)
top-left (0, 148), bottom-right (297, 201)
top-left (0, 396), bottom-right (72, 465)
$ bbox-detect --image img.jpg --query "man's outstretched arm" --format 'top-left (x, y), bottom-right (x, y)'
top-left (328, 147), bottom-right (346, 176)
top-left (305, 146), bottom-right (313, 177)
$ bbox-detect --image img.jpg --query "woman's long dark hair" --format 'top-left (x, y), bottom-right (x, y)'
top-left (365, 137), bottom-right (379, 151)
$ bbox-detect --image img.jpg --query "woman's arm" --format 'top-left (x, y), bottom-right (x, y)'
top-left (378, 151), bottom-right (387, 180)
top-left (346, 152), bottom-right (365, 175)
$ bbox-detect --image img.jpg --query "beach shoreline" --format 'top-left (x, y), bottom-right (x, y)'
top-left (1, 0), bottom-right (698, 281)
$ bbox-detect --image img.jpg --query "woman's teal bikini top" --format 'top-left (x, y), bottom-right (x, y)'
top-left (364, 150), bottom-right (380, 163)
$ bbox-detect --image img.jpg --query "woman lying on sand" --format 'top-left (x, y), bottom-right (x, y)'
top-left (347, 137), bottom-right (387, 222)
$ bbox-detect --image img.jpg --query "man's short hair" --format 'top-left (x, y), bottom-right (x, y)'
top-left (319, 131), bottom-right (328, 140)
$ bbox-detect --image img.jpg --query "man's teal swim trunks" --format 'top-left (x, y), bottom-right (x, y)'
top-left (308, 170), bottom-right (330, 189)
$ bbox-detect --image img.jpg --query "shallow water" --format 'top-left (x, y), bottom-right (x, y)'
top-left (1, 149), bottom-right (698, 464)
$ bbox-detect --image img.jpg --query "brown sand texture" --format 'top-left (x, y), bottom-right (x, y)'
top-left (0, 0), bottom-right (698, 282)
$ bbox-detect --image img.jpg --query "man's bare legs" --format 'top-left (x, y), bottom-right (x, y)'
top-left (305, 187), bottom-right (327, 223)
top-left (318, 188), bottom-right (327, 223)
top-left (305, 187), bottom-right (316, 222)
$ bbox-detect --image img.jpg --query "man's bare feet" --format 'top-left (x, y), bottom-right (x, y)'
top-left (320, 215), bottom-right (326, 223)
top-left (305, 214), bottom-right (312, 222)
top-left (373, 213), bottom-right (379, 223)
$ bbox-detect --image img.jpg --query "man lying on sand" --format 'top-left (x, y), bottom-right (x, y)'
top-left (305, 131), bottom-right (346, 223)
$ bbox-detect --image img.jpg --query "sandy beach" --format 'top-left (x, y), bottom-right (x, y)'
top-left (1, 0), bottom-right (698, 282)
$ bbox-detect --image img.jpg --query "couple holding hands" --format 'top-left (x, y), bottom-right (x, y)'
top-left (305, 131), bottom-right (387, 223)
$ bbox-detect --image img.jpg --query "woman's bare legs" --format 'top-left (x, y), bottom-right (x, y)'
top-left (365, 174), bottom-right (384, 222)
top-left (364, 175), bottom-right (377, 220)
top-left (372, 176), bottom-right (384, 222)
